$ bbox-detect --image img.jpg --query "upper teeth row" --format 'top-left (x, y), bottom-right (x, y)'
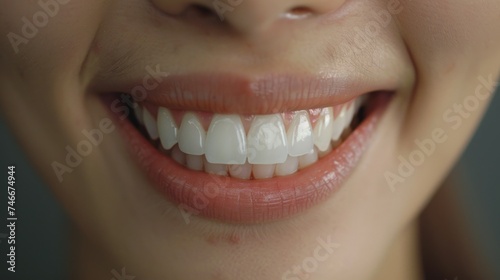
top-left (135, 97), bottom-right (363, 165)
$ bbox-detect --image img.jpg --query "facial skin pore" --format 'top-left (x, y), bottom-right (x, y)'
top-left (1, 1), bottom-right (499, 279)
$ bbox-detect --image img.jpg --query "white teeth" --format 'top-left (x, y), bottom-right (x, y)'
top-left (247, 114), bottom-right (288, 165)
top-left (229, 162), bottom-right (252, 180)
top-left (287, 111), bottom-right (314, 157)
top-left (313, 108), bottom-right (334, 152)
top-left (298, 147), bottom-right (318, 169)
top-left (344, 103), bottom-right (355, 130)
top-left (205, 115), bottom-right (247, 164)
top-left (133, 104), bottom-right (144, 125)
top-left (252, 164), bottom-right (275, 179)
top-left (178, 113), bottom-right (206, 156)
top-left (275, 156), bottom-right (299, 176)
top-left (157, 107), bottom-right (178, 150)
top-left (204, 158), bottom-right (228, 176)
top-left (186, 155), bottom-right (204, 171)
top-left (143, 109), bottom-right (159, 140)
top-left (136, 94), bottom-right (367, 179)
top-left (331, 106), bottom-right (346, 141)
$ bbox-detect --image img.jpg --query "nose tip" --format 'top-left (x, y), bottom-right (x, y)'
top-left (151, 0), bottom-right (346, 35)
top-left (215, 0), bottom-right (320, 34)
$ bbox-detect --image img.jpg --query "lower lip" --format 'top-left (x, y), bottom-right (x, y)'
top-left (108, 92), bottom-right (391, 224)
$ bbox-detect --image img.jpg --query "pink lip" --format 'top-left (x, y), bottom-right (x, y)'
top-left (105, 90), bottom-right (392, 224)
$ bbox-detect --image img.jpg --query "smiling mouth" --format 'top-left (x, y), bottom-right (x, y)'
top-left (133, 95), bottom-right (367, 179)
top-left (103, 73), bottom-right (394, 224)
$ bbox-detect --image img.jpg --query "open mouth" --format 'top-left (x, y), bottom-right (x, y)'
top-left (133, 96), bottom-right (367, 179)
top-left (104, 74), bottom-right (393, 224)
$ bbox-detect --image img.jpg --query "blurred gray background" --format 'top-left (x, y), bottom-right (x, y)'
top-left (0, 87), bottom-right (499, 280)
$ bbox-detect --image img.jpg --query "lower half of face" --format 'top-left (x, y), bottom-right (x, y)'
top-left (0, 0), bottom-right (499, 279)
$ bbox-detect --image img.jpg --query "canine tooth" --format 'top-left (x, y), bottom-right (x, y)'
top-left (298, 148), bottom-right (318, 169)
top-left (313, 108), bottom-right (334, 152)
top-left (133, 104), bottom-right (143, 125)
top-left (247, 114), bottom-right (288, 164)
top-left (331, 106), bottom-right (346, 141)
top-left (178, 113), bottom-right (206, 156)
top-left (205, 115), bottom-right (247, 164)
top-left (158, 107), bottom-right (178, 150)
top-left (275, 156), bottom-right (299, 176)
top-left (204, 158), bottom-right (228, 176)
top-left (171, 145), bottom-right (186, 165)
top-left (287, 111), bottom-right (314, 157)
top-left (229, 162), bottom-right (252, 179)
top-left (252, 164), bottom-right (275, 179)
top-left (143, 108), bottom-right (159, 140)
top-left (186, 155), bottom-right (204, 171)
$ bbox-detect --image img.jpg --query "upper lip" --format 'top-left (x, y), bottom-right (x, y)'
top-left (96, 71), bottom-right (398, 114)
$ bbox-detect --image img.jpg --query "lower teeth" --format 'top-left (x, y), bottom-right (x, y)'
top-left (164, 144), bottom-right (320, 179)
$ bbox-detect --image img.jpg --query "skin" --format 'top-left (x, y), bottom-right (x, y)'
top-left (1, 0), bottom-right (499, 279)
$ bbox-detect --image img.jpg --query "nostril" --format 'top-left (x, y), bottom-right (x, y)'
top-left (191, 4), bottom-right (214, 17)
top-left (184, 4), bottom-right (220, 20)
top-left (290, 6), bottom-right (313, 15)
top-left (283, 6), bottom-right (314, 19)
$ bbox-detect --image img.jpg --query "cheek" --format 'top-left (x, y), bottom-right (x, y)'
top-left (0, 0), bottom-right (107, 82)
top-left (0, 0), bottom-right (109, 145)
top-left (388, 1), bottom-right (500, 220)
top-left (397, 0), bottom-right (500, 70)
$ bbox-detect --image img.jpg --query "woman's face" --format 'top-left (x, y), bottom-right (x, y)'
top-left (1, 0), bottom-right (499, 279)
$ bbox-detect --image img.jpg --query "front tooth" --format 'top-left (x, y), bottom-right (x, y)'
top-left (287, 111), bottom-right (314, 157)
top-left (204, 158), bottom-right (228, 176)
top-left (247, 114), bottom-right (288, 164)
top-left (186, 155), bottom-right (204, 171)
top-left (157, 107), bottom-right (178, 150)
top-left (331, 106), bottom-right (346, 141)
top-left (178, 113), bottom-right (206, 156)
top-left (143, 108), bottom-right (159, 140)
top-left (275, 156), bottom-right (299, 176)
top-left (298, 147), bottom-right (318, 169)
top-left (313, 108), bottom-right (334, 152)
top-left (344, 103), bottom-right (355, 129)
top-left (252, 164), bottom-right (275, 179)
top-left (205, 115), bottom-right (247, 164)
top-left (229, 162), bottom-right (252, 179)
